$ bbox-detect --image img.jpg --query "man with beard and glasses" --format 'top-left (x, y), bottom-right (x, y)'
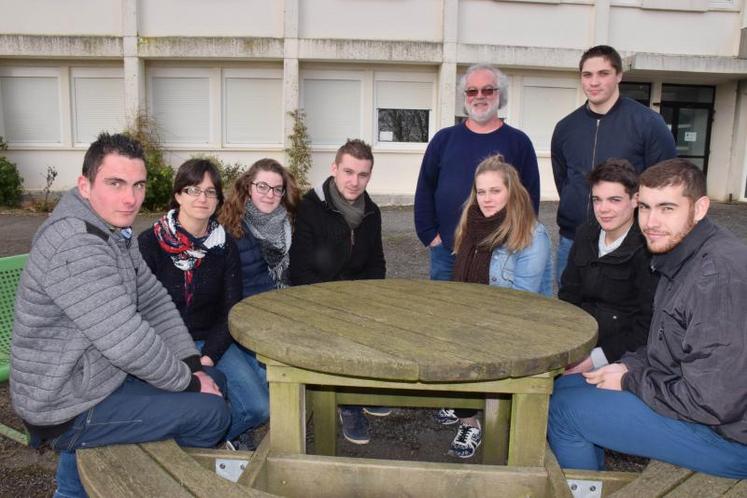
top-left (414, 64), bottom-right (540, 281)
top-left (548, 159), bottom-right (747, 479)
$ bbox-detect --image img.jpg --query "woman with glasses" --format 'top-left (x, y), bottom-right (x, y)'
top-left (220, 158), bottom-right (300, 297)
top-left (138, 158), bottom-right (268, 450)
top-left (437, 154), bottom-right (552, 459)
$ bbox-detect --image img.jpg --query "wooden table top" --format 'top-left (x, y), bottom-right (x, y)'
top-left (230, 279), bottom-right (597, 383)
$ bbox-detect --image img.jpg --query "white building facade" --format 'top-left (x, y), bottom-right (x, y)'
top-left (1, 0), bottom-right (747, 203)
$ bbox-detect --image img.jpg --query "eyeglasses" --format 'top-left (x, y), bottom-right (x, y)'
top-left (464, 87), bottom-right (499, 98)
top-left (252, 181), bottom-right (285, 197)
top-left (182, 186), bottom-right (218, 198)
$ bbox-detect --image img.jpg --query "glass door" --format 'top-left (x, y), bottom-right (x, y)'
top-left (660, 84), bottom-right (715, 174)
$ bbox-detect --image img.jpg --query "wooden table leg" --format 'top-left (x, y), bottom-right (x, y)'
top-left (482, 395), bottom-right (510, 465)
top-left (269, 378), bottom-right (306, 455)
top-left (309, 386), bottom-right (337, 456)
top-left (507, 392), bottom-right (549, 467)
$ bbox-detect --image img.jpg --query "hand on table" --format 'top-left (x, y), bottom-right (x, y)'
top-left (563, 355), bottom-right (594, 375)
top-left (583, 363), bottom-right (628, 391)
top-left (194, 371), bottom-right (223, 397)
top-left (200, 355), bottom-right (214, 367)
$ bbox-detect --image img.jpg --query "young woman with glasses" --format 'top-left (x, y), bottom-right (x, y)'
top-left (437, 154), bottom-right (553, 459)
top-left (220, 158), bottom-right (301, 297)
top-left (138, 158), bottom-right (268, 450)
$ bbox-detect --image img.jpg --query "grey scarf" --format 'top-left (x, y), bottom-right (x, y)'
top-left (243, 200), bottom-right (291, 288)
top-left (327, 178), bottom-right (365, 230)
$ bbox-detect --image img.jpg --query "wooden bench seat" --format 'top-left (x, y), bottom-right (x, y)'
top-left (608, 460), bottom-right (747, 498)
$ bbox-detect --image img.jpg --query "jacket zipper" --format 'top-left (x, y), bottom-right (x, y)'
top-left (586, 118), bottom-right (601, 221)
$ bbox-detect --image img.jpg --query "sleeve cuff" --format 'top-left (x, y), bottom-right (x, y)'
top-left (183, 355), bottom-right (203, 373)
top-left (185, 374), bottom-right (201, 392)
top-left (590, 347), bottom-right (609, 369)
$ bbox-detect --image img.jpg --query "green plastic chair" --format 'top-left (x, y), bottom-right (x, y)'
top-left (0, 253), bottom-right (30, 445)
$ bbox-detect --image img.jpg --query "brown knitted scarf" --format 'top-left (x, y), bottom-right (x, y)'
top-left (452, 204), bottom-right (506, 284)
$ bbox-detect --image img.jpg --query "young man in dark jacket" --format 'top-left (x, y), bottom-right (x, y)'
top-left (549, 159), bottom-right (747, 479)
top-left (559, 159), bottom-right (658, 374)
top-left (551, 45), bottom-right (676, 282)
top-left (289, 138), bottom-right (387, 444)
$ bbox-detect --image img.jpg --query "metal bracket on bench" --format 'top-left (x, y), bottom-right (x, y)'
top-left (216, 458), bottom-right (249, 483)
top-left (567, 479), bottom-right (602, 498)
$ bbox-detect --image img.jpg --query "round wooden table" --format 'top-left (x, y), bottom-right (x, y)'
top-left (230, 279), bottom-right (596, 466)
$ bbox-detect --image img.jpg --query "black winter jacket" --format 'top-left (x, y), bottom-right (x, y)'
top-left (551, 97), bottom-right (676, 239)
top-left (289, 177), bottom-right (386, 284)
top-left (559, 221), bottom-right (658, 363)
top-left (622, 218), bottom-right (747, 445)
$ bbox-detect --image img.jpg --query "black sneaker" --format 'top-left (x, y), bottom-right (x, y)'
top-left (435, 408), bottom-right (459, 425)
top-left (339, 407), bottom-right (370, 445)
top-left (448, 421), bottom-right (482, 459)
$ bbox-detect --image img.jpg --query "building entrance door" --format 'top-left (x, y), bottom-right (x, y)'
top-left (659, 84), bottom-right (715, 174)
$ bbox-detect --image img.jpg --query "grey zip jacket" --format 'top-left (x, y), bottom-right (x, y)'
top-left (10, 188), bottom-right (199, 427)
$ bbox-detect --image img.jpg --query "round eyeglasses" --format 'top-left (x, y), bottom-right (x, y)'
top-left (182, 186), bottom-right (219, 199)
top-left (252, 181), bottom-right (285, 197)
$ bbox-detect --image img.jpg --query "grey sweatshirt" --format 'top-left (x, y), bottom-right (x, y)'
top-left (10, 188), bottom-right (199, 426)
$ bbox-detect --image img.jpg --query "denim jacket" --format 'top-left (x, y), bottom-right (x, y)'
top-left (488, 222), bottom-right (553, 296)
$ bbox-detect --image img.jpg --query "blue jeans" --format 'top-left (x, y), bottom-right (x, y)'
top-left (429, 244), bottom-right (455, 281)
top-left (214, 343), bottom-right (270, 440)
top-left (51, 369), bottom-right (230, 497)
top-left (555, 235), bottom-right (574, 286)
top-left (548, 374), bottom-right (747, 479)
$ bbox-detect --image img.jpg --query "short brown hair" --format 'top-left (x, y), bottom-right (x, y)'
top-left (639, 158), bottom-right (706, 201)
top-left (579, 45), bottom-right (623, 74)
top-left (334, 139), bottom-right (374, 167)
top-left (587, 158), bottom-right (638, 197)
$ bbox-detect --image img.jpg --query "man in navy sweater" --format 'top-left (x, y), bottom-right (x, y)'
top-left (414, 64), bottom-right (540, 281)
top-left (551, 45), bottom-right (676, 283)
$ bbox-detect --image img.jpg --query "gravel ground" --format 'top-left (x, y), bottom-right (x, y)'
top-left (1, 201), bottom-right (746, 496)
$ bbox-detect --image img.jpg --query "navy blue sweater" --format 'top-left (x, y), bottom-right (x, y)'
top-left (551, 97), bottom-right (676, 240)
top-left (414, 122), bottom-right (539, 251)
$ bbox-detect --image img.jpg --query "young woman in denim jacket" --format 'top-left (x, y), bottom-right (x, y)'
top-left (436, 154), bottom-right (553, 459)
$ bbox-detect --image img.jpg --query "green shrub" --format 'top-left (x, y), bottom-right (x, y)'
top-left (285, 109), bottom-right (312, 190)
top-left (0, 137), bottom-right (24, 207)
top-left (124, 114), bottom-right (173, 211)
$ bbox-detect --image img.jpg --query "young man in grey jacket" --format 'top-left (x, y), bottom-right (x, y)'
top-left (549, 159), bottom-right (747, 479)
top-left (10, 133), bottom-right (230, 497)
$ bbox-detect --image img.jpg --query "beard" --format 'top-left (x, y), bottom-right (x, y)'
top-left (646, 210), bottom-right (696, 254)
top-left (465, 98), bottom-right (500, 125)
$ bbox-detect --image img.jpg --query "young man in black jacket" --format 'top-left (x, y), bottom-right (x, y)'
top-left (559, 159), bottom-right (658, 374)
top-left (549, 159), bottom-right (747, 478)
top-left (551, 45), bottom-right (676, 283)
top-left (289, 138), bottom-right (387, 444)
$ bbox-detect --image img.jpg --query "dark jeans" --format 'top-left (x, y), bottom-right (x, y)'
top-left (51, 368), bottom-right (230, 497)
top-left (429, 244), bottom-right (455, 281)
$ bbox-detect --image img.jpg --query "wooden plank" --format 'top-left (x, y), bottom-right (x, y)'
top-left (562, 469), bottom-right (638, 496)
top-left (544, 446), bottom-right (574, 498)
top-left (268, 379), bottom-right (306, 455)
top-left (721, 480), bottom-right (747, 497)
top-left (507, 392), bottom-right (550, 467)
top-left (138, 440), bottom-right (259, 497)
top-left (238, 432), bottom-right (272, 490)
top-left (609, 460), bottom-right (693, 497)
top-left (482, 396), bottom-right (510, 465)
top-left (309, 387), bottom-right (337, 456)
top-left (664, 473), bottom-right (740, 498)
top-left (262, 360), bottom-right (556, 395)
top-left (230, 301), bottom-right (419, 381)
top-left (184, 446), bottom-right (257, 472)
top-left (335, 391), bottom-right (485, 409)
top-left (262, 453), bottom-right (549, 498)
top-left (78, 444), bottom-right (193, 498)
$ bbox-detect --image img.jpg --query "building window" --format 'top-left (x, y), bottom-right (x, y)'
top-left (374, 78), bottom-right (434, 145)
top-left (0, 69), bottom-right (61, 145)
top-left (302, 76), bottom-right (362, 145)
top-left (223, 69), bottom-right (283, 146)
top-left (519, 77), bottom-right (577, 152)
top-left (71, 69), bottom-right (125, 145)
top-left (620, 82), bottom-right (652, 107)
top-left (148, 68), bottom-right (212, 145)
top-left (377, 109), bottom-right (429, 142)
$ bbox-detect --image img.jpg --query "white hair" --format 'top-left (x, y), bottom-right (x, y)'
top-left (458, 64), bottom-right (509, 110)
